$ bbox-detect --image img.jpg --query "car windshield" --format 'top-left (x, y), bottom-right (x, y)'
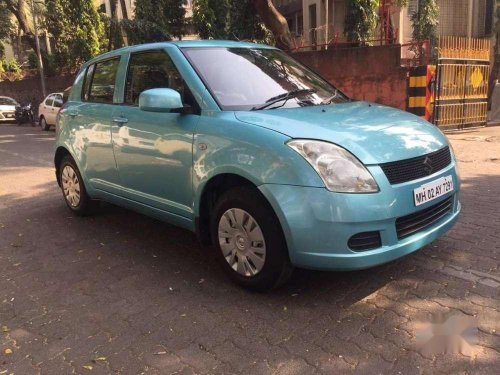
top-left (0, 97), bottom-right (18, 106)
top-left (182, 47), bottom-right (349, 111)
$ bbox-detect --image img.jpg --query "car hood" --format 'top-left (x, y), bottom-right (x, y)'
top-left (234, 101), bottom-right (449, 164)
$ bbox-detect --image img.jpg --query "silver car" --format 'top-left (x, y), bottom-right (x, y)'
top-left (0, 96), bottom-right (18, 122)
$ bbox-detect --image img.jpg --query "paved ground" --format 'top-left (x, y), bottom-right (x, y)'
top-left (0, 123), bottom-right (498, 374)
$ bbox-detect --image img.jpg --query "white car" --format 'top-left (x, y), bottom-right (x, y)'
top-left (38, 92), bottom-right (63, 130)
top-left (0, 96), bottom-right (18, 122)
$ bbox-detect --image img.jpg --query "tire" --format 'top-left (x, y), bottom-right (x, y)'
top-left (40, 116), bottom-right (49, 131)
top-left (210, 186), bottom-right (293, 291)
top-left (59, 155), bottom-right (95, 215)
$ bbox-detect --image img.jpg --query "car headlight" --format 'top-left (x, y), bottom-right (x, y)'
top-left (448, 143), bottom-right (461, 180)
top-left (287, 139), bottom-right (379, 193)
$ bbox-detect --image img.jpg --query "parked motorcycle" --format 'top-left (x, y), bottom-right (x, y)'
top-left (15, 102), bottom-right (35, 126)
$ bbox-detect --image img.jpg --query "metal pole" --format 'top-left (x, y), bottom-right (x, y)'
top-left (325, 0), bottom-right (329, 50)
top-left (467, 0), bottom-right (473, 38)
top-left (30, 0), bottom-right (46, 98)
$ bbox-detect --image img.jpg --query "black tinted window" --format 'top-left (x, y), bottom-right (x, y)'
top-left (45, 95), bottom-right (54, 107)
top-left (53, 95), bottom-right (63, 108)
top-left (125, 50), bottom-right (194, 106)
top-left (88, 58), bottom-right (120, 104)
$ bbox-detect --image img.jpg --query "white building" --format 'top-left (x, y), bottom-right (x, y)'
top-left (275, 0), bottom-right (494, 48)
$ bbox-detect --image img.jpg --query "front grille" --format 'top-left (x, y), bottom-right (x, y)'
top-left (1, 112), bottom-right (15, 119)
top-left (380, 147), bottom-right (452, 184)
top-left (348, 231), bottom-right (382, 251)
top-left (396, 197), bottom-right (453, 240)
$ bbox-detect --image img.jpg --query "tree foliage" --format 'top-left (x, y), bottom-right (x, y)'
top-left (192, 0), bottom-right (229, 39)
top-left (410, 0), bottom-right (439, 59)
top-left (103, 0), bottom-right (124, 51)
top-left (121, 0), bottom-right (184, 45)
top-left (231, 0), bottom-right (269, 42)
top-left (1, 0), bottom-right (35, 53)
top-left (0, 1), bottom-right (15, 41)
top-left (192, 0), bottom-right (270, 43)
top-left (344, 0), bottom-right (379, 43)
top-left (44, 0), bottom-right (103, 69)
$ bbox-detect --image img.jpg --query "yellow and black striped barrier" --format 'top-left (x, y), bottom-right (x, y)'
top-left (407, 65), bottom-right (436, 121)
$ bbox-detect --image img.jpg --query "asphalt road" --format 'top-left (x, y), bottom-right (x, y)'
top-left (0, 123), bottom-right (499, 374)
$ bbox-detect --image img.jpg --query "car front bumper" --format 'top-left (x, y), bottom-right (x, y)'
top-left (0, 112), bottom-right (16, 121)
top-left (259, 162), bottom-right (460, 271)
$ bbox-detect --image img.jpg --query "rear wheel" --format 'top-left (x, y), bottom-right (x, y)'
top-left (210, 187), bottom-right (293, 291)
top-left (40, 116), bottom-right (49, 131)
top-left (59, 155), bottom-right (95, 215)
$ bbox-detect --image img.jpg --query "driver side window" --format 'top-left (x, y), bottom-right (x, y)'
top-left (124, 50), bottom-right (198, 110)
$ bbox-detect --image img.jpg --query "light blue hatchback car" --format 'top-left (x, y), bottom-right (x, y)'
top-left (55, 40), bottom-right (460, 290)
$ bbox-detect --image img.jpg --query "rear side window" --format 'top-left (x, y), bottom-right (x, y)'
top-left (45, 95), bottom-right (54, 106)
top-left (124, 50), bottom-right (196, 107)
top-left (53, 95), bottom-right (63, 108)
top-left (84, 58), bottom-right (120, 104)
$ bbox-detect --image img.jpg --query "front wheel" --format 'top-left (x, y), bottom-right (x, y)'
top-left (59, 155), bottom-right (95, 215)
top-left (210, 187), bottom-right (293, 291)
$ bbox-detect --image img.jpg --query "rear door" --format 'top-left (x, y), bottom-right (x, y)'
top-left (72, 57), bottom-right (121, 189)
top-left (42, 95), bottom-right (54, 123)
top-left (49, 94), bottom-right (63, 124)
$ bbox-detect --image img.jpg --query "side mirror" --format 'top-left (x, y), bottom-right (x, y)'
top-left (139, 88), bottom-right (183, 113)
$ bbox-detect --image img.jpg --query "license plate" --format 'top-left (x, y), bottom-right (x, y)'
top-left (413, 175), bottom-right (454, 206)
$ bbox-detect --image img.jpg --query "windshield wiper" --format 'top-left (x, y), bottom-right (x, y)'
top-left (321, 90), bottom-right (340, 105)
top-left (251, 89), bottom-right (316, 111)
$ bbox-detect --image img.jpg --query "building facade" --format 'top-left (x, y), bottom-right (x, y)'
top-left (274, 0), bottom-right (495, 49)
top-left (400, 0), bottom-right (494, 43)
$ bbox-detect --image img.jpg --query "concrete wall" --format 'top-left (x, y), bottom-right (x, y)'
top-left (292, 44), bottom-right (408, 110)
top-left (1, 45), bottom-right (408, 111)
top-left (0, 74), bottom-right (74, 110)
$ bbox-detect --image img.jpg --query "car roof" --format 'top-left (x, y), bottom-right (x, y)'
top-left (84, 40), bottom-right (276, 66)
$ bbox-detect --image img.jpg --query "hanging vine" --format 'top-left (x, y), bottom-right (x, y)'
top-left (488, 0), bottom-right (500, 108)
top-left (410, 0), bottom-right (439, 60)
top-left (344, 0), bottom-right (379, 43)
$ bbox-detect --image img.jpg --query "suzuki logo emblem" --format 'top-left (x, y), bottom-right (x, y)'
top-left (423, 156), bottom-right (433, 174)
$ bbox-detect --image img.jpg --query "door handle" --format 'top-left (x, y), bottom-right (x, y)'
top-left (112, 117), bottom-right (129, 126)
top-left (68, 110), bottom-right (80, 118)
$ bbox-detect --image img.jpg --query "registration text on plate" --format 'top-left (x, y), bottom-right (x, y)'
top-left (414, 176), bottom-right (454, 206)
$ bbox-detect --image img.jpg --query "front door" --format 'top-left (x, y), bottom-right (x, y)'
top-left (42, 95), bottom-right (55, 124)
top-left (111, 50), bottom-right (200, 218)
